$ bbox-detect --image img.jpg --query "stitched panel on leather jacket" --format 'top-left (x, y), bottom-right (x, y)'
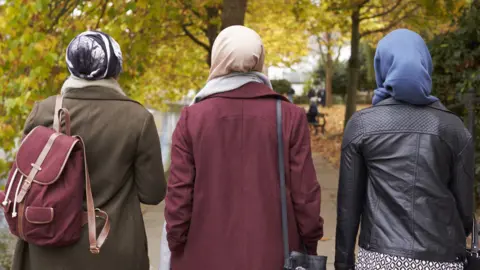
top-left (335, 98), bottom-right (474, 270)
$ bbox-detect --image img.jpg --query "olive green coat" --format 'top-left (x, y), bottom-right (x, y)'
top-left (11, 84), bottom-right (166, 270)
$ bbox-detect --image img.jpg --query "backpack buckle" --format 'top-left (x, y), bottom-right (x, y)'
top-left (31, 163), bottom-right (42, 171)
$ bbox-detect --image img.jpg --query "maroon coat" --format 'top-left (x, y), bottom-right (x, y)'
top-left (165, 83), bottom-right (323, 270)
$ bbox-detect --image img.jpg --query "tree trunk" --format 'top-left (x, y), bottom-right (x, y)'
top-left (204, 0), bottom-right (248, 67)
top-left (221, 0), bottom-right (247, 29)
top-left (325, 46), bottom-right (333, 107)
top-left (344, 8), bottom-right (361, 127)
top-left (205, 6), bottom-right (221, 67)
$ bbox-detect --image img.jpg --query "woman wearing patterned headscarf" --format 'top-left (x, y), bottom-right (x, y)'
top-left (10, 31), bottom-right (166, 270)
top-left (164, 26), bottom-right (323, 270)
top-left (61, 31), bottom-right (124, 94)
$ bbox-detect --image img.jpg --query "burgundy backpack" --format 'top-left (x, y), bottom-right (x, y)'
top-left (0, 95), bottom-right (110, 254)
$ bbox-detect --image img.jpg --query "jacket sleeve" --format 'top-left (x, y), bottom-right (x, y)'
top-left (335, 114), bottom-right (367, 270)
top-left (289, 109), bottom-right (323, 255)
top-left (22, 102), bottom-right (39, 136)
top-left (134, 112), bottom-right (166, 205)
top-left (165, 108), bottom-right (195, 252)
top-left (450, 136), bottom-right (474, 236)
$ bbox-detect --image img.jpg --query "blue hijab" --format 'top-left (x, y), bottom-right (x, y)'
top-left (372, 29), bottom-right (438, 105)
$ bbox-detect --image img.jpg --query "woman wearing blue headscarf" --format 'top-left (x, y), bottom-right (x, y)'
top-left (334, 29), bottom-right (474, 270)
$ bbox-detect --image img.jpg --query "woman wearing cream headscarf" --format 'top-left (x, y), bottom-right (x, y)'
top-left (164, 26), bottom-right (323, 270)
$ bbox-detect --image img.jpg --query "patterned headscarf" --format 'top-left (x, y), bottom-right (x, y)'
top-left (66, 31), bottom-right (123, 80)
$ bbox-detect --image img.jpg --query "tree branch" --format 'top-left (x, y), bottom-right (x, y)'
top-left (181, 24), bottom-right (210, 52)
top-left (359, 3), bottom-right (381, 16)
top-left (180, 0), bottom-right (203, 19)
top-left (316, 36), bottom-right (327, 63)
top-left (319, 35), bottom-right (328, 45)
top-left (48, 0), bottom-right (60, 18)
top-left (328, 0), bottom-right (370, 11)
top-left (335, 45), bottom-right (343, 63)
top-left (95, 0), bottom-right (109, 29)
top-left (360, 0), bottom-right (404, 21)
top-left (360, 4), bottom-right (420, 37)
top-left (359, 0), bottom-right (371, 8)
top-left (48, 0), bottom-right (80, 32)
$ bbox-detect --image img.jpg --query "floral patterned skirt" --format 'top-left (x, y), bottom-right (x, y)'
top-left (356, 248), bottom-right (464, 270)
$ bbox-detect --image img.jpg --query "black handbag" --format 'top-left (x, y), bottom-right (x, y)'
top-left (275, 99), bottom-right (328, 270)
top-left (465, 216), bottom-right (480, 269)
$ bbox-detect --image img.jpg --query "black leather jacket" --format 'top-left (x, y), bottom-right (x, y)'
top-left (335, 98), bottom-right (474, 270)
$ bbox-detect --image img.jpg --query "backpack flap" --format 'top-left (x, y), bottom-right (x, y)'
top-left (14, 126), bottom-right (79, 203)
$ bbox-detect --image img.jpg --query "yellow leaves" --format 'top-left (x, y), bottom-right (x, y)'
top-left (136, 0), bottom-right (149, 9)
top-left (0, 124), bottom-right (15, 139)
top-left (246, 0), bottom-right (310, 67)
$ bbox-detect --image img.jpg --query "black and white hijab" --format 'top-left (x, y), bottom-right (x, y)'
top-left (62, 31), bottom-right (125, 95)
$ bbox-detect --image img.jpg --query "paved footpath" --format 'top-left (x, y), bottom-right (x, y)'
top-left (143, 153), bottom-right (339, 270)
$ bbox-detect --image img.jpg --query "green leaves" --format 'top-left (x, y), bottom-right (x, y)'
top-left (35, 0), bottom-right (49, 12)
top-left (428, 3), bottom-right (480, 205)
top-left (126, 1), bottom-right (136, 12)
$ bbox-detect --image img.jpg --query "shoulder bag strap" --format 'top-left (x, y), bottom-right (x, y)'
top-left (276, 99), bottom-right (291, 269)
top-left (472, 216), bottom-right (479, 255)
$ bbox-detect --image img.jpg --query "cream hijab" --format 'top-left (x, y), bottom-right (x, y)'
top-left (208, 25), bottom-right (265, 81)
top-left (191, 26), bottom-right (271, 105)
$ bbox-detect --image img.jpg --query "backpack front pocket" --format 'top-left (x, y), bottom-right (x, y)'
top-left (23, 206), bottom-right (55, 241)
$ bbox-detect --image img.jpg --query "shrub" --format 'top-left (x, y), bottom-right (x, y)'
top-left (293, 94), bottom-right (310, 105)
top-left (271, 79), bottom-right (293, 95)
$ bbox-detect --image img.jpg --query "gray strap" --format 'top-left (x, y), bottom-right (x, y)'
top-left (473, 216), bottom-right (479, 254)
top-left (276, 99), bottom-right (290, 268)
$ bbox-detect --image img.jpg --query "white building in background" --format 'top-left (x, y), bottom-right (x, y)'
top-left (268, 68), bottom-right (310, 96)
top-left (268, 35), bottom-right (351, 96)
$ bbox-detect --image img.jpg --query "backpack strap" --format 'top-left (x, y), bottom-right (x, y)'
top-left (53, 95), bottom-right (71, 135)
top-left (53, 95), bottom-right (63, 132)
top-left (78, 136), bottom-right (111, 254)
top-left (53, 96), bottom-right (110, 254)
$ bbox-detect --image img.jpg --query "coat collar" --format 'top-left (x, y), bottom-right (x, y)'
top-left (375, 97), bottom-right (450, 113)
top-left (202, 82), bottom-right (289, 102)
top-left (63, 86), bottom-right (140, 105)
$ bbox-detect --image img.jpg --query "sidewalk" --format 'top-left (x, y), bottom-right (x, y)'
top-left (143, 152), bottom-right (339, 270)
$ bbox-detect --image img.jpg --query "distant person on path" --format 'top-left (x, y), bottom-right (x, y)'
top-left (318, 88), bottom-right (326, 107)
top-left (335, 29), bottom-right (473, 270)
top-left (164, 25), bottom-right (323, 270)
top-left (287, 87), bottom-right (295, 103)
top-left (306, 101), bottom-right (319, 124)
top-left (11, 31), bottom-right (166, 270)
top-left (307, 88), bottom-right (316, 100)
